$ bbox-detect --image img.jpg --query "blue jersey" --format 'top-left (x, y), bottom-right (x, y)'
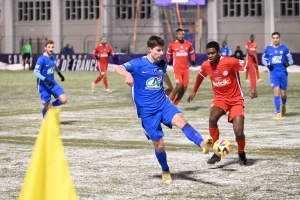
top-left (262, 44), bottom-right (293, 77)
top-left (220, 46), bottom-right (232, 56)
top-left (121, 56), bottom-right (169, 118)
top-left (34, 53), bottom-right (58, 88)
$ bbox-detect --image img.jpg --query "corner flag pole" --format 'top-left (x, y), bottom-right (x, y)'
top-left (95, 0), bottom-right (103, 47)
top-left (133, 0), bottom-right (140, 54)
top-left (175, 3), bottom-right (182, 29)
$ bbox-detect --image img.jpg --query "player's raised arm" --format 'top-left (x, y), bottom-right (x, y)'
top-left (114, 65), bottom-right (134, 87)
top-left (187, 72), bottom-right (204, 102)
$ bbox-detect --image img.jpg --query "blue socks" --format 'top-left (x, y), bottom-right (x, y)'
top-left (52, 99), bottom-right (63, 107)
top-left (155, 150), bottom-right (169, 171)
top-left (42, 108), bottom-right (47, 118)
top-left (181, 123), bottom-right (203, 147)
top-left (274, 96), bottom-right (280, 113)
top-left (282, 97), bottom-right (287, 105)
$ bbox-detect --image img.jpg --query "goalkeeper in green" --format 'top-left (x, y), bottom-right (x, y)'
top-left (22, 40), bottom-right (32, 70)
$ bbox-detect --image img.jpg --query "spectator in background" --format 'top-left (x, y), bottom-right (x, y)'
top-left (233, 46), bottom-right (244, 60)
top-left (62, 44), bottom-right (70, 54)
top-left (69, 46), bottom-right (75, 54)
top-left (22, 40), bottom-right (32, 70)
top-left (220, 41), bottom-right (232, 57)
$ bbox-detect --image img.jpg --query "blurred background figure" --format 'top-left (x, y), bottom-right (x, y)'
top-left (22, 40), bottom-right (32, 70)
top-left (233, 46), bottom-right (244, 60)
top-left (220, 41), bottom-right (232, 57)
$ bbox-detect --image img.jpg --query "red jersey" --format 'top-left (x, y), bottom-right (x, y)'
top-left (245, 41), bottom-right (257, 60)
top-left (166, 40), bottom-right (195, 71)
top-left (92, 45), bottom-right (114, 64)
top-left (199, 57), bottom-right (248, 100)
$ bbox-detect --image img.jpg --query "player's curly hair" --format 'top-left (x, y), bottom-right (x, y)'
top-left (206, 41), bottom-right (220, 51)
top-left (147, 35), bottom-right (165, 49)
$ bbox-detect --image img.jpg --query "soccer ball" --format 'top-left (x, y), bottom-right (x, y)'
top-left (213, 138), bottom-right (232, 157)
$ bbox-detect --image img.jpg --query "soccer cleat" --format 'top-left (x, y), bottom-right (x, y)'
top-left (281, 105), bottom-right (286, 115)
top-left (91, 82), bottom-right (95, 92)
top-left (257, 79), bottom-right (264, 82)
top-left (201, 136), bottom-right (213, 154)
top-left (162, 171), bottom-right (172, 184)
top-left (106, 88), bottom-right (113, 94)
top-left (276, 113), bottom-right (282, 120)
top-left (207, 154), bottom-right (221, 164)
top-left (238, 152), bottom-right (247, 165)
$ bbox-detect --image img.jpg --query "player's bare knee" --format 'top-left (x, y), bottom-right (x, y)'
top-left (235, 133), bottom-right (245, 140)
top-left (209, 116), bottom-right (218, 126)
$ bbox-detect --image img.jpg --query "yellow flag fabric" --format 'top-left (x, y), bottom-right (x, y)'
top-left (19, 108), bottom-right (79, 200)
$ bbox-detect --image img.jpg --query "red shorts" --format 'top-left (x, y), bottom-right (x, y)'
top-left (173, 68), bottom-right (189, 87)
top-left (98, 62), bottom-right (108, 75)
top-left (247, 55), bottom-right (258, 66)
top-left (210, 98), bottom-right (244, 123)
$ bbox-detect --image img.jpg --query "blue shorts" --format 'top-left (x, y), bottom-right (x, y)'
top-left (270, 75), bottom-right (288, 90)
top-left (39, 83), bottom-right (65, 104)
top-left (141, 102), bottom-right (181, 141)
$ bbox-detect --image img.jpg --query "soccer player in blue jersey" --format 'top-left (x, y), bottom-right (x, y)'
top-left (114, 35), bottom-right (212, 184)
top-left (33, 40), bottom-right (67, 118)
top-left (220, 41), bottom-right (232, 57)
top-left (262, 32), bottom-right (294, 119)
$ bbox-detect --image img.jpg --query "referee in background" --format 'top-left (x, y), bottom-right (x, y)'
top-left (22, 40), bottom-right (32, 70)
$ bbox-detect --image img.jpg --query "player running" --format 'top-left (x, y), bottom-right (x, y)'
top-left (33, 40), bottom-right (67, 118)
top-left (91, 36), bottom-right (114, 93)
top-left (187, 41), bottom-right (258, 166)
top-left (245, 34), bottom-right (263, 82)
top-left (262, 32), bottom-right (294, 119)
top-left (166, 28), bottom-right (196, 105)
top-left (114, 35), bottom-right (212, 184)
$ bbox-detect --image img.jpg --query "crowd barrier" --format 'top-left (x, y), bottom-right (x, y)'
top-left (0, 53), bottom-right (299, 71)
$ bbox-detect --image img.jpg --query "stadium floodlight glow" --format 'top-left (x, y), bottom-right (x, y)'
top-left (155, 0), bottom-right (206, 6)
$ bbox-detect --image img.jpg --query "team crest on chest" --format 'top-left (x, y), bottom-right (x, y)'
top-left (223, 71), bottom-right (228, 76)
top-left (152, 68), bottom-right (157, 73)
top-left (214, 70), bottom-right (218, 76)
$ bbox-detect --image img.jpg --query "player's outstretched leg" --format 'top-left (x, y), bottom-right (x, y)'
top-left (181, 123), bottom-right (212, 154)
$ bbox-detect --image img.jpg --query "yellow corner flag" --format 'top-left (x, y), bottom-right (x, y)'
top-left (19, 108), bottom-right (79, 200)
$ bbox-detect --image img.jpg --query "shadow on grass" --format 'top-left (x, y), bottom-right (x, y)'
top-left (284, 112), bottom-right (300, 117)
top-left (60, 120), bottom-right (78, 125)
top-left (208, 157), bottom-right (260, 169)
top-left (182, 106), bottom-right (207, 111)
top-left (152, 171), bottom-right (220, 186)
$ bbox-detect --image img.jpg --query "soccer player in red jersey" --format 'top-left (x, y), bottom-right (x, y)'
top-left (91, 36), bottom-right (114, 93)
top-left (245, 34), bottom-right (263, 82)
top-left (166, 28), bottom-right (196, 105)
top-left (187, 41), bottom-right (258, 165)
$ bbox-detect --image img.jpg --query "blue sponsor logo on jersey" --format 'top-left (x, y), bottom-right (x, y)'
top-left (145, 77), bottom-right (162, 90)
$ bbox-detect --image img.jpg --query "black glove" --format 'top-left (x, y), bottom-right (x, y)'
top-left (58, 72), bottom-right (65, 81)
top-left (283, 63), bottom-right (289, 68)
top-left (157, 59), bottom-right (167, 68)
top-left (94, 55), bottom-right (99, 60)
top-left (108, 52), bottom-right (111, 56)
top-left (167, 60), bottom-right (173, 65)
top-left (267, 65), bottom-right (274, 71)
top-left (44, 78), bottom-right (54, 86)
top-left (191, 60), bottom-right (196, 66)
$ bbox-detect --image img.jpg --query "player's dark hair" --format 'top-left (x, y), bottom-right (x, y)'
top-left (147, 35), bottom-right (165, 49)
top-left (250, 34), bottom-right (254, 37)
top-left (176, 28), bottom-right (184, 33)
top-left (272, 32), bottom-right (280, 37)
top-left (206, 41), bottom-right (220, 51)
top-left (44, 40), bottom-right (54, 47)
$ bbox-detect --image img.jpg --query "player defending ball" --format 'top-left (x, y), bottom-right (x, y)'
top-left (187, 41), bottom-right (258, 166)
